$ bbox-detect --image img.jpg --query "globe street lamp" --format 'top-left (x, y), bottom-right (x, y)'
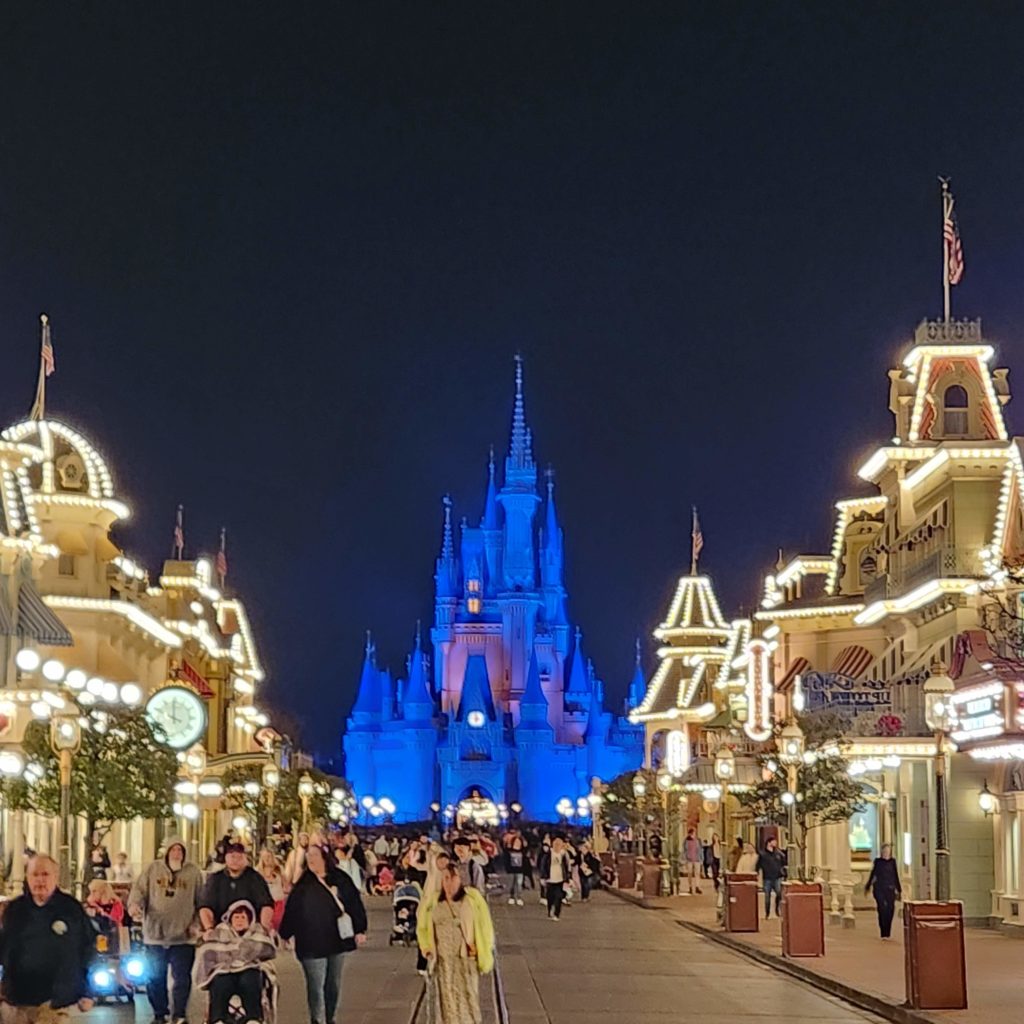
top-left (924, 660), bottom-right (955, 901)
top-left (262, 762), bottom-right (280, 845)
top-left (183, 743), bottom-right (207, 862)
top-left (298, 772), bottom-right (315, 831)
top-left (778, 719), bottom-right (805, 878)
top-left (49, 708), bottom-right (81, 889)
top-left (632, 770), bottom-right (648, 856)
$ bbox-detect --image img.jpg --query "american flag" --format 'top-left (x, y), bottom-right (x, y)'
top-left (173, 505), bottom-right (184, 556)
top-left (216, 527), bottom-right (228, 581)
top-left (40, 315), bottom-right (55, 377)
top-left (691, 506), bottom-right (704, 569)
top-left (944, 193), bottom-right (964, 286)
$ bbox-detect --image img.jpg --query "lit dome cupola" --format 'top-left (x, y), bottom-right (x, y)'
top-left (1, 419), bottom-right (128, 524)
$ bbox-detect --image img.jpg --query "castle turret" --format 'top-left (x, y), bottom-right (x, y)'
top-left (518, 650), bottom-right (551, 726)
top-left (540, 470), bottom-right (569, 628)
top-left (380, 667), bottom-right (395, 721)
top-left (434, 495), bottom-right (460, 600)
top-left (566, 627), bottom-right (591, 702)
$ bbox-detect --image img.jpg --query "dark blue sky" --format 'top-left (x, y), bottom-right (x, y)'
top-left (2, 4), bottom-right (1024, 754)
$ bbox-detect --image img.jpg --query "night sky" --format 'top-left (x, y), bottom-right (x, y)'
top-left (2, 5), bottom-right (1024, 755)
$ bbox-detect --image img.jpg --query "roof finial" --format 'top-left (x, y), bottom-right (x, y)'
top-left (545, 464), bottom-right (555, 498)
top-left (415, 620), bottom-right (422, 649)
top-left (489, 445), bottom-right (495, 479)
top-left (365, 629), bottom-right (373, 655)
top-left (635, 636), bottom-right (642, 666)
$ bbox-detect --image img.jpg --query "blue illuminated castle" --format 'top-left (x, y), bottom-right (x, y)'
top-left (343, 358), bottom-right (643, 823)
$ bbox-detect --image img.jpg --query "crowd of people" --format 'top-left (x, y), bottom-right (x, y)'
top-left (0, 821), bottom-right (604, 1024)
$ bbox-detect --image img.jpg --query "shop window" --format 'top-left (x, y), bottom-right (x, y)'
top-left (942, 385), bottom-right (969, 436)
top-left (58, 554), bottom-right (76, 577)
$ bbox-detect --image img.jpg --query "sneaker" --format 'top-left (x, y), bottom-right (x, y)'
top-left (508, 897), bottom-right (516, 904)
top-left (539, 896), bottom-right (546, 905)
top-left (516, 898), bottom-right (524, 906)
top-left (150, 1018), bottom-right (169, 1024)
top-left (695, 887), bottom-right (703, 894)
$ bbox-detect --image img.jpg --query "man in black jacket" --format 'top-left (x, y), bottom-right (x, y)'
top-left (865, 843), bottom-right (903, 938)
top-left (756, 837), bottom-right (787, 919)
top-left (199, 843), bottom-right (274, 934)
top-left (0, 854), bottom-right (95, 1019)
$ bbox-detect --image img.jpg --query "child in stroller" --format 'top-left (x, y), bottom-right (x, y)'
top-left (389, 877), bottom-right (421, 946)
top-left (195, 900), bottom-right (277, 1024)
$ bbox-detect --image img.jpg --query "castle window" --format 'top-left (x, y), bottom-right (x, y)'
top-left (466, 577), bottom-right (482, 614)
top-left (467, 597), bottom-right (481, 614)
top-left (942, 385), bottom-right (969, 436)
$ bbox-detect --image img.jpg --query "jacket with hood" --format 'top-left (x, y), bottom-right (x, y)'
top-left (194, 900), bottom-right (276, 990)
top-left (128, 837), bottom-right (202, 946)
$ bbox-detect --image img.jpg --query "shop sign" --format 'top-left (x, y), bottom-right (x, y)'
top-left (950, 683), bottom-right (1006, 744)
top-left (801, 672), bottom-right (892, 717)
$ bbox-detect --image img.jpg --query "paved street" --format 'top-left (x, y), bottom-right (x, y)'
top-left (90, 887), bottom-right (886, 1023)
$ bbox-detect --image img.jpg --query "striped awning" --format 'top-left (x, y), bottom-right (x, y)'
top-left (16, 579), bottom-right (72, 646)
top-left (832, 645), bottom-right (874, 679)
top-left (777, 657), bottom-right (810, 691)
top-left (0, 584), bottom-right (12, 637)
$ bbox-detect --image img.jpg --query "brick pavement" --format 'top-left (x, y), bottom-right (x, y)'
top-left (607, 884), bottom-right (1020, 1024)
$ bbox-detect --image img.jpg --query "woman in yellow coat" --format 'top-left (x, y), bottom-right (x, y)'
top-left (417, 864), bottom-right (495, 1024)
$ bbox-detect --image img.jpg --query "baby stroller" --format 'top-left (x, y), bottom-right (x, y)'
top-left (389, 880), bottom-right (421, 946)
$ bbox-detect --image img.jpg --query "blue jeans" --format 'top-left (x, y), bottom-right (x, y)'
top-left (300, 952), bottom-right (346, 1024)
top-left (510, 872), bottom-right (523, 899)
top-left (146, 942), bottom-right (195, 1019)
top-left (763, 877), bottom-right (782, 917)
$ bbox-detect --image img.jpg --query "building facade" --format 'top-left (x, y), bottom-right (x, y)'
top-left (758, 318), bottom-right (1015, 923)
top-left (343, 360), bottom-right (643, 823)
top-left (0, 411), bottom-right (275, 879)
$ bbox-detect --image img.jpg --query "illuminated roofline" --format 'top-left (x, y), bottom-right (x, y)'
top-left (43, 595), bottom-right (182, 648)
top-left (826, 496), bottom-right (888, 595)
top-left (853, 577), bottom-right (977, 626)
top-left (755, 603), bottom-right (864, 621)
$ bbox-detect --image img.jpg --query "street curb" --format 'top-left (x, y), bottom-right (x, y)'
top-left (603, 886), bottom-right (940, 1024)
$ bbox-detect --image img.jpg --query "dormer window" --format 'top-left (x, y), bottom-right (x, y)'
top-left (942, 384), bottom-right (969, 436)
top-left (859, 552), bottom-right (877, 584)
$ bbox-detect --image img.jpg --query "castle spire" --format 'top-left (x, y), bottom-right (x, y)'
top-left (481, 446), bottom-right (499, 530)
top-left (518, 650), bottom-right (551, 727)
top-left (566, 626), bottom-right (590, 698)
top-left (351, 632), bottom-right (381, 716)
top-left (434, 495), bottom-right (460, 599)
top-left (507, 354), bottom-right (535, 474)
top-left (628, 637), bottom-right (647, 709)
top-left (403, 623), bottom-right (435, 718)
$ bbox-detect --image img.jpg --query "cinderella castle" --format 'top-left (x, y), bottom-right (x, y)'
top-left (343, 358), bottom-right (643, 823)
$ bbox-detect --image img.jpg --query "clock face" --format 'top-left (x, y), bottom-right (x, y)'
top-left (145, 686), bottom-right (207, 749)
top-left (467, 710), bottom-right (485, 728)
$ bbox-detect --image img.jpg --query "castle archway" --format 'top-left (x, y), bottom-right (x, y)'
top-left (456, 786), bottom-right (500, 827)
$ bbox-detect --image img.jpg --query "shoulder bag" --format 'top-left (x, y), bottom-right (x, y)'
top-left (317, 875), bottom-right (355, 940)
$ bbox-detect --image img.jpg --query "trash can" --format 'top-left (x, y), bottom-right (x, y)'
top-left (903, 901), bottom-right (967, 1010)
top-left (617, 852), bottom-right (637, 889)
top-left (724, 872), bottom-right (759, 932)
top-left (640, 858), bottom-right (662, 897)
top-left (781, 881), bottom-right (825, 957)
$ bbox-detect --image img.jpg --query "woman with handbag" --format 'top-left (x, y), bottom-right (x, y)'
top-left (279, 844), bottom-right (368, 1024)
top-left (417, 865), bottom-right (494, 1024)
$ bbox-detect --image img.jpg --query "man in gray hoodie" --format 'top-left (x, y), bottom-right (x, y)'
top-left (128, 837), bottom-right (202, 1024)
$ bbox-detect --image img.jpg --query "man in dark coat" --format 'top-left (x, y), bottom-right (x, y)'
top-left (0, 854), bottom-right (95, 1020)
top-left (865, 843), bottom-right (903, 938)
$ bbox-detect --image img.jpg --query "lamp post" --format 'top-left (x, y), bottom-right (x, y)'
top-left (924, 661), bottom-right (955, 901)
top-left (588, 776), bottom-right (605, 853)
top-left (656, 767), bottom-right (675, 894)
top-left (632, 771), bottom-right (647, 856)
top-left (261, 762), bottom-right (280, 846)
top-left (298, 772), bottom-right (315, 832)
top-left (778, 719), bottom-right (805, 879)
top-left (49, 709), bottom-right (81, 890)
top-left (714, 745), bottom-right (735, 875)
top-left (182, 743), bottom-right (207, 862)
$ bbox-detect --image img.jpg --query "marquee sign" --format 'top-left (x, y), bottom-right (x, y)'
top-left (801, 672), bottom-right (892, 717)
top-left (950, 682), bottom-right (1007, 745)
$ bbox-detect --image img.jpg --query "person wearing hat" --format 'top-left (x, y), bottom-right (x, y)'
top-left (199, 843), bottom-right (274, 936)
top-left (128, 835), bottom-right (203, 1024)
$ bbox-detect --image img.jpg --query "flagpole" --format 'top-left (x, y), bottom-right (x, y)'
top-left (941, 178), bottom-right (951, 323)
top-left (29, 315), bottom-right (49, 421)
top-left (690, 507), bottom-right (698, 576)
